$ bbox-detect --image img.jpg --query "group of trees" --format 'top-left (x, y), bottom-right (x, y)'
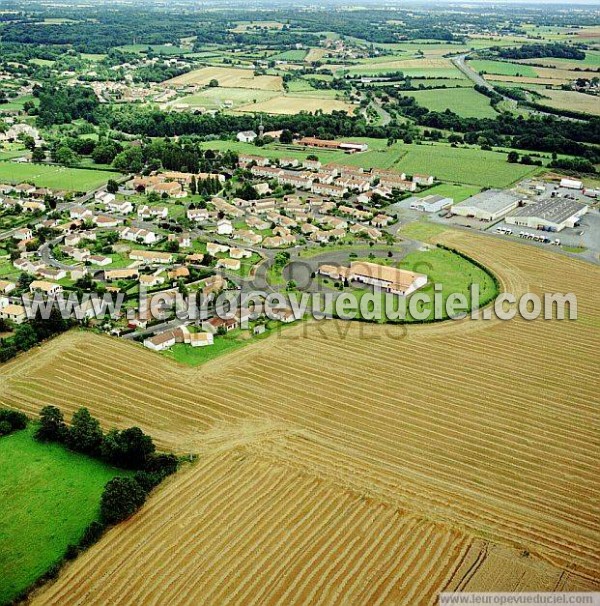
top-left (0, 307), bottom-right (72, 364)
top-left (35, 405), bottom-right (179, 526)
top-left (0, 408), bottom-right (28, 437)
top-left (36, 84), bottom-right (100, 126)
top-left (495, 42), bottom-right (586, 61)
top-left (383, 88), bottom-right (600, 163)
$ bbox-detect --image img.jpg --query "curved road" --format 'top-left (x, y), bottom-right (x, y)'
top-left (451, 53), bottom-right (581, 122)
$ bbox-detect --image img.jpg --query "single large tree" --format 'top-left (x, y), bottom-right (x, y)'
top-left (35, 405), bottom-right (67, 443)
top-left (68, 407), bottom-right (104, 455)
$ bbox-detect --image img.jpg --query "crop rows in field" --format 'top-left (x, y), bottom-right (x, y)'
top-left (2, 231), bottom-right (599, 601)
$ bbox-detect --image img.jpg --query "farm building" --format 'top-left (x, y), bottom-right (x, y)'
top-left (452, 190), bottom-right (520, 222)
top-left (560, 178), bottom-right (583, 190)
top-left (144, 331), bottom-right (176, 352)
top-left (237, 130), bottom-right (257, 143)
top-left (318, 262), bottom-right (427, 296)
top-left (410, 194), bottom-right (453, 213)
top-left (505, 198), bottom-right (588, 232)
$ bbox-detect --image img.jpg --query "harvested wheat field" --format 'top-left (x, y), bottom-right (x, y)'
top-left (164, 66), bottom-right (283, 91)
top-left (536, 89), bottom-right (600, 116)
top-left (1, 231), bottom-right (599, 604)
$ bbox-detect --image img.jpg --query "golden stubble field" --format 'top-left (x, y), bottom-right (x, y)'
top-left (165, 66), bottom-right (283, 91)
top-left (1, 230), bottom-right (599, 605)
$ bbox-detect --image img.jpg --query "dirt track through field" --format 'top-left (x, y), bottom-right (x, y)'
top-left (2, 230), bottom-right (599, 603)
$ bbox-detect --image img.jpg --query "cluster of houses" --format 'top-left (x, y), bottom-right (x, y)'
top-left (239, 154), bottom-right (433, 200)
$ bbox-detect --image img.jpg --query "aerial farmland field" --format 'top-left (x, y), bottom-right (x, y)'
top-left (1, 232), bottom-right (599, 603)
top-left (164, 67), bottom-right (283, 90)
top-left (396, 143), bottom-right (541, 187)
top-left (401, 88), bottom-right (498, 118)
top-left (0, 426), bottom-right (127, 605)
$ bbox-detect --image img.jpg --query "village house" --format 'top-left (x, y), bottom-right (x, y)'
top-left (412, 174), bottom-right (434, 186)
top-left (237, 130), bottom-right (257, 143)
top-left (30, 280), bottom-right (63, 297)
top-left (0, 303), bottom-right (27, 324)
top-left (151, 181), bottom-right (186, 199)
top-left (95, 191), bottom-right (117, 205)
top-left (130, 250), bottom-right (174, 264)
top-left (234, 230), bottom-right (263, 245)
top-left (118, 226), bottom-right (159, 245)
top-left (13, 228), bottom-right (33, 241)
top-left (202, 316), bottom-right (239, 334)
top-left (238, 154), bottom-right (270, 168)
top-left (379, 178), bottom-right (416, 193)
top-left (251, 165), bottom-right (282, 180)
top-left (311, 183), bottom-right (347, 198)
top-left (139, 274), bottom-right (165, 288)
top-left (138, 205), bottom-right (169, 220)
top-left (167, 266), bottom-right (190, 280)
top-left (211, 197), bottom-right (244, 218)
top-left (187, 208), bottom-right (209, 222)
top-left (371, 214), bottom-right (393, 228)
top-left (303, 159), bottom-right (321, 171)
top-left (88, 254), bottom-right (112, 266)
top-left (0, 280), bottom-right (16, 295)
top-left (322, 216), bottom-right (348, 230)
top-left (229, 247), bottom-right (252, 260)
top-left (94, 215), bottom-right (121, 229)
top-left (62, 246), bottom-right (90, 262)
top-left (217, 219), bottom-right (234, 236)
top-left (106, 199), bottom-right (133, 214)
top-left (14, 183), bottom-right (36, 196)
top-left (22, 200), bottom-right (45, 213)
top-left (70, 206), bottom-right (94, 221)
top-left (216, 257), bottom-right (241, 271)
top-left (104, 268), bottom-right (140, 281)
top-left (168, 233), bottom-right (192, 248)
top-left (246, 216), bottom-right (270, 231)
top-left (207, 242), bottom-right (230, 256)
top-left (143, 330), bottom-right (176, 352)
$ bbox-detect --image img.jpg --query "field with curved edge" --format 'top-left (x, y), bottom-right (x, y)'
top-left (0, 230), bottom-right (599, 604)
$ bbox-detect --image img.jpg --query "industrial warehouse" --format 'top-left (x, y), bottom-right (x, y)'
top-left (506, 198), bottom-right (589, 232)
top-left (451, 190), bottom-right (521, 222)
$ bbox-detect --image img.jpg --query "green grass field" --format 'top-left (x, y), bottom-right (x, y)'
top-left (402, 87), bottom-right (498, 118)
top-left (396, 143), bottom-right (540, 188)
top-left (269, 49), bottom-right (308, 61)
top-left (0, 95), bottom-right (39, 112)
top-left (201, 138), bottom-right (539, 188)
top-left (0, 426), bottom-right (127, 605)
top-left (0, 162), bottom-right (120, 191)
top-left (468, 60), bottom-right (538, 78)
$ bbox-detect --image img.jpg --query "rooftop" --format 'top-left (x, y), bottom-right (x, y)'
top-left (457, 190), bottom-right (520, 213)
top-left (509, 198), bottom-right (587, 225)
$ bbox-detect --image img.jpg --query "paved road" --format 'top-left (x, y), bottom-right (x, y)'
top-left (451, 54), bottom-right (582, 122)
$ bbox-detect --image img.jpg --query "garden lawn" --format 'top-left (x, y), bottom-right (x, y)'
top-left (0, 425), bottom-right (127, 605)
top-left (0, 162), bottom-right (120, 192)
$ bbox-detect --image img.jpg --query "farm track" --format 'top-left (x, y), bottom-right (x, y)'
top-left (2, 230), bottom-right (599, 602)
